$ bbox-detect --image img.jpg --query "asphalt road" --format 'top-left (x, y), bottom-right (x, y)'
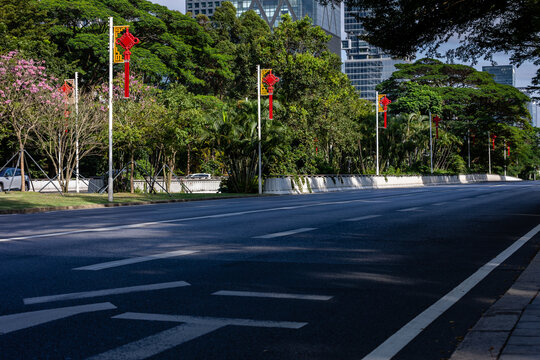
top-left (0, 182), bottom-right (539, 360)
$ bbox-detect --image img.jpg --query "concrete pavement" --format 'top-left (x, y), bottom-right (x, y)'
top-left (451, 247), bottom-right (540, 360)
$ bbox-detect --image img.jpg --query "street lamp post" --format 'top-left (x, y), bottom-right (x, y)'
top-left (429, 111), bottom-right (433, 174)
top-left (108, 17), bottom-right (114, 202)
top-left (75, 72), bottom-right (79, 193)
top-left (375, 91), bottom-right (379, 175)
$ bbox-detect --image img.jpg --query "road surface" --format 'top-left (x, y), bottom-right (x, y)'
top-left (0, 182), bottom-right (539, 359)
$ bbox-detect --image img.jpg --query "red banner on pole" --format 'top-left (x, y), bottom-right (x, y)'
top-left (379, 96), bottom-right (391, 128)
top-left (262, 71), bottom-right (279, 119)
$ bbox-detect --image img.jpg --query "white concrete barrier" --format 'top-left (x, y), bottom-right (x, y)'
top-left (87, 178), bottom-right (222, 193)
top-left (263, 174), bottom-right (522, 195)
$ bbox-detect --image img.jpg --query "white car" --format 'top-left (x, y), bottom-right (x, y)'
top-left (186, 173), bottom-right (211, 179)
top-left (0, 167), bottom-right (30, 191)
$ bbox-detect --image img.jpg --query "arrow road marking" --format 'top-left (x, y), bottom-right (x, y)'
top-left (253, 228), bottom-right (317, 239)
top-left (73, 250), bottom-right (198, 271)
top-left (87, 312), bottom-right (307, 360)
top-left (0, 302), bottom-right (116, 335)
top-left (212, 290), bottom-right (333, 301)
top-left (24, 281), bottom-right (190, 305)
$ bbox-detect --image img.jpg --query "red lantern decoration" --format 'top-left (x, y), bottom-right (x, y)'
top-left (116, 28), bottom-right (140, 98)
top-left (59, 80), bottom-right (73, 132)
top-left (432, 115), bottom-right (441, 139)
top-left (491, 134), bottom-right (497, 150)
top-left (263, 72), bottom-right (280, 119)
top-left (379, 96), bottom-right (391, 128)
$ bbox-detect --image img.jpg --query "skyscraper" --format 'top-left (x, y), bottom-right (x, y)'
top-left (186, 0), bottom-right (341, 54)
top-left (342, 8), bottom-right (406, 101)
top-left (482, 65), bottom-right (516, 87)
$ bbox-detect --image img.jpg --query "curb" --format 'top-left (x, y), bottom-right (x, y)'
top-left (450, 247), bottom-right (540, 360)
top-left (0, 194), bottom-right (263, 215)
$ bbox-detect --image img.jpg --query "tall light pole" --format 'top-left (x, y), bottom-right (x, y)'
top-left (375, 91), bottom-right (379, 175)
top-left (257, 65), bottom-right (262, 195)
top-left (488, 131), bottom-right (492, 174)
top-left (108, 17), bottom-right (114, 202)
top-left (429, 111), bottom-right (433, 174)
top-left (75, 72), bottom-right (79, 193)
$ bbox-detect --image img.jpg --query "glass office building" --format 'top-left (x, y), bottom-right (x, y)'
top-left (342, 8), bottom-right (406, 101)
top-left (186, 0), bottom-right (341, 54)
top-left (482, 65), bottom-right (516, 87)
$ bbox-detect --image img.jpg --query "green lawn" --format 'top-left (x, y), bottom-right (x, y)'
top-left (0, 191), bottom-right (256, 211)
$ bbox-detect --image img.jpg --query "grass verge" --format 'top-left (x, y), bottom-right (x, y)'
top-left (0, 191), bottom-right (256, 212)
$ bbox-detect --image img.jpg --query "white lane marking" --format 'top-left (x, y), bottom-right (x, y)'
top-left (253, 228), bottom-right (317, 239)
top-left (73, 250), bottom-right (197, 271)
top-left (113, 312), bottom-right (308, 329)
top-left (0, 302), bottom-right (116, 334)
top-left (0, 195), bottom-right (418, 243)
top-left (343, 215), bottom-right (381, 222)
top-left (432, 202), bottom-right (447, 206)
top-left (396, 207), bottom-right (422, 212)
top-left (23, 281), bottom-right (190, 305)
top-left (87, 323), bottom-right (222, 360)
top-left (212, 290), bottom-right (333, 301)
top-left (358, 200), bottom-right (388, 203)
top-left (88, 313), bottom-right (307, 360)
top-left (362, 223), bottom-right (540, 360)
top-left (458, 197), bottom-right (473, 201)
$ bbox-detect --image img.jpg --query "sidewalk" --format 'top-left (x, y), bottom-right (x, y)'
top-left (450, 248), bottom-right (540, 360)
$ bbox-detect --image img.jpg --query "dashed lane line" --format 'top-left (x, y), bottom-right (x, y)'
top-left (396, 207), bottom-right (422, 212)
top-left (212, 290), bottom-right (333, 301)
top-left (253, 227), bottom-right (317, 239)
top-left (23, 281), bottom-right (190, 305)
top-left (73, 250), bottom-right (198, 271)
top-left (343, 215), bottom-right (381, 222)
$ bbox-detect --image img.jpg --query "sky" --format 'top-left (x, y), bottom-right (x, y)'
top-left (150, 0), bottom-right (536, 88)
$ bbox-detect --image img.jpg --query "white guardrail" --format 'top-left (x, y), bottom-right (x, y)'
top-left (263, 174), bottom-right (522, 195)
top-left (30, 178), bottom-right (222, 193)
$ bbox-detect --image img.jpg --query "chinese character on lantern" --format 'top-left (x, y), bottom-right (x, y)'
top-left (432, 115), bottom-right (441, 139)
top-left (115, 27), bottom-right (140, 98)
top-left (262, 70), bottom-right (279, 119)
top-left (379, 95), bottom-right (391, 128)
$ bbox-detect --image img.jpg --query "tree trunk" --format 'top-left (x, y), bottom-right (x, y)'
top-left (186, 144), bottom-right (191, 175)
top-left (19, 142), bottom-right (26, 192)
top-left (130, 153), bottom-right (134, 194)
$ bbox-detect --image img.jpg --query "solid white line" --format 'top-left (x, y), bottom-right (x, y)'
top-left (343, 215), bottom-right (381, 222)
top-left (212, 290), bottom-right (333, 301)
top-left (73, 250), bottom-right (197, 271)
top-left (0, 302), bottom-right (116, 334)
top-left (253, 228), bottom-right (317, 239)
top-left (396, 207), bottom-right (422, 212)
top-left (362, 223), bottom-right (540, 360)
top-left (23, 281), bottom-right (190, 305)
top-left (113, 312), bottom-right (308, 329)
top-left (86, 322), bottom-right (221, 360)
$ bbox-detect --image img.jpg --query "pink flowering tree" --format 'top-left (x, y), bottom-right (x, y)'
top-left (0, 51), bottom-right (61, 191)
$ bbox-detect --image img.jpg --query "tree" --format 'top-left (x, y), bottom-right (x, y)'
top-left (378, 59), bottom-right (533, 173)
top-left (331, 0), bottom-right (540, 93)
top-left (33, 89), bottom-right (107, 192)
top-left (209, 100), bottom-right (284, 192)
top-left (0, 51), bottom-right (61, 191)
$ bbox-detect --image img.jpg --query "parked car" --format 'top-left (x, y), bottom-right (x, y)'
top-left (0, 167), bottom-right (30, 191)
top-left (186, 173), bottom-right (212, 179)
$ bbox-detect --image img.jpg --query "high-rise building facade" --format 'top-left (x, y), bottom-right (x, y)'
top-left (342, 8), bottom-right (405, 101)
top-left (482, 65), bottom-right (516, 87)
top-left (186, 0), bottom-right (341, 54)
